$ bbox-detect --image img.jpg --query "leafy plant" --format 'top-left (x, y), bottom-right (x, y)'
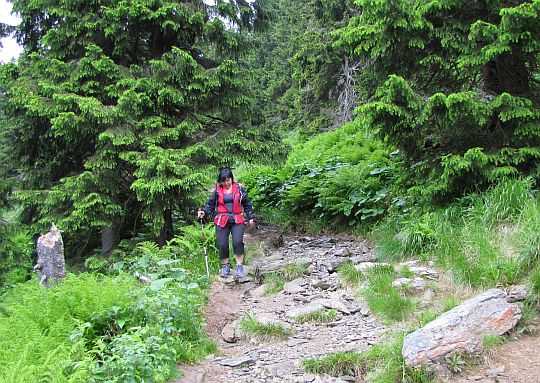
top-left (243, 122), bottom-right (401, 228)
top-left (445, 353), bottom-right (466, 374)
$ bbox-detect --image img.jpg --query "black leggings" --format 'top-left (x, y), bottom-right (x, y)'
top-left (216, 222), bottom-right (245, 260)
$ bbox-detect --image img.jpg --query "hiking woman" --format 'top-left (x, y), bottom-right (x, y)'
top-left (197, 168), bottom-right (255, 278)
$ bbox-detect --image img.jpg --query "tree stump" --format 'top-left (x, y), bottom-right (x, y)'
top-left (34, 224), bottom-right (66, 287)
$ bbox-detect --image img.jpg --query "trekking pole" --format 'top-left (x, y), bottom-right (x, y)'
top-left (200, 218), bottom-right (210, 278)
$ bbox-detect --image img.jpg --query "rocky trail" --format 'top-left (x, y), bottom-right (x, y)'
top-left (175, 227), bottom-right (540, 383)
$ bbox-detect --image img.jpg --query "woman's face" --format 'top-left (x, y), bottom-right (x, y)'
top-left (221, 177), bottom-right (233, 189)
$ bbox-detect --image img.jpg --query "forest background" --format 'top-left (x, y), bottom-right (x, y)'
top-left (0, 0), bottom-right (539, 382)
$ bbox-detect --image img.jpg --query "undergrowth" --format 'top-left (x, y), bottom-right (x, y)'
top-left (373, 178), bottom-right (540, 288)
top-left (0, 230), bottom-right (216, 383)
top-left (360, 266), bottom-right (414, 323)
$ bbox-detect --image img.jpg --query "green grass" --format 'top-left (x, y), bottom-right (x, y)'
top-left (360, 267), bottom-right (414, 322)
top-left (513, 201), bottom-right (540, 272)
top-left (294, 308), bottom-right (337, 324)
top-left (528, 267), bottom-right (540, 302)
top-left (374, 178), bottom-right (540, 289)
top-left (239, 312), bottom-right (293, 340)
top-left (482, 335), bottom-right (504, 349)
top-left (264, 272), bottom-right (286, 295)
top-left (417, 310), bottom-right (438, 326)
top-left (442, 296), bottom-right (460, 312)
top-left (338, 261), bottom-right (363, 286)
top-left (302, 335), bottom-right (436, 382)
top-left (302, 351), bottom-right (365, 376)
top-left (281, 262), bottom-right (309, 281)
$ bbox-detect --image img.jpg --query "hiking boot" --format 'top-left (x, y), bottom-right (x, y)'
top-left (235, 264), bottom-right (245, 279)
top-left (219, 264), bottom-right (231, 278)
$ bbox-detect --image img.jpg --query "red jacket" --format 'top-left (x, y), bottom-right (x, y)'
top-left (202, 182), bottom-right (255, 227)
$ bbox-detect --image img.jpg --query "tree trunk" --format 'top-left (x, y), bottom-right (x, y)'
top-left (101, 225), bottom-right (117, 256)
top-left (482, 52), bottom-right (530, 96)
top-left (158, 208), bottom-right (174, 247)
top-left (34, 224), bottom-right (66, 288)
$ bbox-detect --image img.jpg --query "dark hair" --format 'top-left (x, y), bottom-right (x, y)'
top-left (217, 168), bottom-right (234, 183)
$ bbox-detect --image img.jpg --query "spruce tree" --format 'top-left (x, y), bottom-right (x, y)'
top-left (0, 0), bottom-right (274, 255)
top-left (336, 0), bottom-right (540, 200)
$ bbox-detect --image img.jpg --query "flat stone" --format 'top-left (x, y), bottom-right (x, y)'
top-left (285, 303), bottom-right (325, 319)
top-left (258, 261), bottom-right (286, 275)
top-left (313, 298), bottom-right (350, 315)
top-left (407, 266), bottom-right (439, 280)
top-left (350, 253), bottom-right (376, 264)
top-left (486, 365), bottom-right (506, 377)
top-left (252, 284), bottom-right (268, 297)
top-left (311, 279), bottom-right (334, 290)
top-left (333, 247), bottom-right (352, 257)
top-left (506, 285), bottom-right (528, 302)
top-left (215, 355), bottom-right (256, 367)
top-left (317, 258), bottom-right (349, 273)
top-left (284, 278), bottom-right (306, 294)
top-left (354, 262), bottom-right (391, 272)
top-left (392, 277), bottom-right (426, 292)
top-left (266, 361), bottom-right (297, 377)
top-left (254, 313), bottom-right (292, 331)
top-left (402, 289), bottom-right (522, 367)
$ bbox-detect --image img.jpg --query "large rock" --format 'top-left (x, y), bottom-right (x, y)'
top-left (221, 321), bottom-right (242, 343)
top-left (402, 289), bottom-right (522, 367)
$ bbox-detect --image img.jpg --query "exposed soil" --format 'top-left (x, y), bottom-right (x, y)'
top-left (175, 278), bottom-right (247, 383)
top-left (454, 320), bottom-right (540, 383)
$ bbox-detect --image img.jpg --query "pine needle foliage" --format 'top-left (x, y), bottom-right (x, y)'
top-left (335, 0), bottom-right (540, 201)
top-left (0, 0), bottom-right (281, 255)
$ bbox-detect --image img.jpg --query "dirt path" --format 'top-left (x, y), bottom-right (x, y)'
top-left (175, 227), bottom-right (381, 383)
top-left (454, 322), bottom-right (540, 383)
top-left (174, 228), bottom-right (540, 383)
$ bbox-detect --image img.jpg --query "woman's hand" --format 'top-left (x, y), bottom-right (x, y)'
top-left (197, 209), bottom-right (205, 219)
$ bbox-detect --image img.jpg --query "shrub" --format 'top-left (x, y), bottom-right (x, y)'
top-left (242, 121), bottom-right (402, 227)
